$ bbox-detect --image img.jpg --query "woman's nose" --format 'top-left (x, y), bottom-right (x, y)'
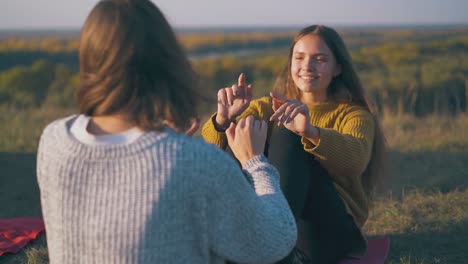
top-left (301, 58), bottom-right (317, 71)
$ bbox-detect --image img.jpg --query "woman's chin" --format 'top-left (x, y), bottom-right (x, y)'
top-left (298, 86), bottom-right (324, 93)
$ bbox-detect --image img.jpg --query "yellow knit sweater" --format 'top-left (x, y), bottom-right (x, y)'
top-left (202, 96), bottom-right (375, 229)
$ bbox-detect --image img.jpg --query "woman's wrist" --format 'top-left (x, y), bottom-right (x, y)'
top-left (304, 124), bottom-right (320, 145)
top-left (241, 154), bottom-right (266, 169)
top-left (213, 114), bottom-right (231, 132)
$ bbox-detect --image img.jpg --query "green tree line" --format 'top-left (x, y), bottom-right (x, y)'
top-left (1, 33), bottom-right (467, 116)
top-left (2, 27), bottom-right (467, 70)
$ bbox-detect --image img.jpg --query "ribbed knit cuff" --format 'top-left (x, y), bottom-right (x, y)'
top-left (242, 154), bottom-right (268, 169)
top-left (201, 113), bottom-right (228, 147)
top-left (242, 154), bottom-right (280, 195)
top-left (301, 127), bottom-right (335, 161)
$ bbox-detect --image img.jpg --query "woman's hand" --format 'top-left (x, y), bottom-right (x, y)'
top-left (269, 92), bottom-right (319, 142)
top-left (215, 73), bottom-right (253, 130)
top-left (226, 115), bottom-right (267, 167)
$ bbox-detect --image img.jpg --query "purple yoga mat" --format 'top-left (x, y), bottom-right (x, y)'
top-left (340, 237), bottom-right (390, 264)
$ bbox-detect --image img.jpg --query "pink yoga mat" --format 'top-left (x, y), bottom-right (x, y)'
top-left (340, 237), bottom-right (390, 264)
top-left (0, 218), bottom-right (45, 257)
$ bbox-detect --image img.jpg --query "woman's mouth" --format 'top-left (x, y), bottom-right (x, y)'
top-left (300, 76), bottom-right (319, 82)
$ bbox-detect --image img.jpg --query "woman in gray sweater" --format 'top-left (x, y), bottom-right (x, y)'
top-left (36, 0), bottom-right (297, 263)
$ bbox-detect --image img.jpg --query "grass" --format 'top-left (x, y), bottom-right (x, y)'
top-left (0, 105), bottom-right (74, 152)
top-left (0, 235), bottom-right (48, 264)
top-left (365, 190), bottom-right (468, 264)
top-left (382, 114), bottom-right (468, 153)
top-left (0, 107), bottom-right (467, 263)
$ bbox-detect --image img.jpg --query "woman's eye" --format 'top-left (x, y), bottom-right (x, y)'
top-left (294, 57), bottom-right (303, 60)
top-left (316, 57), bottom-right (326, 62)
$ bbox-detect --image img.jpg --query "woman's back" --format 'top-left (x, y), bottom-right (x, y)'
top-left (37, 115), bottom-right (296, 264)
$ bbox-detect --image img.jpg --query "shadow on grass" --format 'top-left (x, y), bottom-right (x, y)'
top-left (385, 151), bottom-right (468, 197)
top-left (1, 221), bottom-right (467, 263)
top-left (386, 220), bottom-right (468, 264)
top-left (0, 152), bottom-right (42, 218)
top-left (0, 150), bottom-right (466, 263)
top-left (1, 150), bottom-right (466, 218)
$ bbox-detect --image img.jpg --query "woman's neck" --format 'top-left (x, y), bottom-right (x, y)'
top-left (300, 91), bottom-right (328, 105)
top-left (87, 114), bottom-right (137, 135)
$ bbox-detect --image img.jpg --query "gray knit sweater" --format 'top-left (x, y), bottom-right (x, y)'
top-left (37, 116), bottom-right (297, 264)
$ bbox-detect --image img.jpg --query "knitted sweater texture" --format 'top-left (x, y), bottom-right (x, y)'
top-left (37, 115), bottom-right (297, 264)
top-left (202, 96), bottom-right (375, 228)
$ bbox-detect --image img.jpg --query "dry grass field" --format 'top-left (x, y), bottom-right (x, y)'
top-left (0, 108), bottom-right (467, 264)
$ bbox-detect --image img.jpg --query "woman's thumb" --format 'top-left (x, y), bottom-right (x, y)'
top-left (225, 122), bottom-right (236, 144)
top-left (270, 92), bottom-right (287, 111)
top-left (270, 91), bottom-right (288, 103)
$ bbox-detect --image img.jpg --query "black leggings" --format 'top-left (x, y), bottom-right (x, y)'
top-left (269, 126), bottom-right (362, 264)
top-left (228, 125), bottom-right (362, 264)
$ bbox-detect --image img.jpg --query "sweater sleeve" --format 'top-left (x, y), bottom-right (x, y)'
top-left (201, 96), bottom-right (273, 149)
top-left (301, 108), bottom-right (375, 179)
top-left (205, 151), bottom-right (297, 263)
top-left (36, 128), bottom-right (47, 199)
top-left (36, 120), bottom-right (60, 202)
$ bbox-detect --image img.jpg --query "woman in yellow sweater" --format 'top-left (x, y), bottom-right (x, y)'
top-left (202, 25), bottom-right (387, 264)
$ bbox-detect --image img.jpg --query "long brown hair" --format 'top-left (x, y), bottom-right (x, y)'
top-left (274, 25), bottom-right (388, 201)
top-left (78, 0), bottom-right (201, 131)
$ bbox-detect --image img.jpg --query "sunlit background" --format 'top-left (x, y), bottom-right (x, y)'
top-left (1, 1), bottom-right (467, 263)
top-left (1, 0), bottom-right (468, 29)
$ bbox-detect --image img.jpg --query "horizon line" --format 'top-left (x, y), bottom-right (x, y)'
top-left (1, 22), bottom-right (468, 32)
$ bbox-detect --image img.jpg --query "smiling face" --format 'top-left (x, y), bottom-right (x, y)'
top-left (290, 34), bottom-right (341, 103)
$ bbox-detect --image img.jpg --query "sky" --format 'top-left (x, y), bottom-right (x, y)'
top-left (0, 0), bottom-right (467, 30)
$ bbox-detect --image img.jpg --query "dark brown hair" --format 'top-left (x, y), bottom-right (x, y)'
top-left (275, 25), bottom-right (388, 201)
top-left (78, 0), bottom-right (200, 131)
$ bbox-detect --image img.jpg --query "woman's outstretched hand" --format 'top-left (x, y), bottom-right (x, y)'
top-left (269, 92), bottom-right (318, 141)
top-left (215, 73), bottom-right (253, 130)
top-left (226, 115), bottom-right (267, 167)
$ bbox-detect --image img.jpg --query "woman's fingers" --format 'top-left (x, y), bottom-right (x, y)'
top-left (237, 115), bottom-right (246, 128)
top-left (245, 115), bottom-right (254, 129)
top-left (279, 103), bottom-right (295, 125)
top-left (254, 119), bottom-right (261, 131)
top-left (226, 86), bottom-right (236, 106)
top-left (233, 116), bottom-right (266, 136)
top-left (270, 100), bottom-right (307, 126)
top-left (234, 73), bottom-right (250, 99)
top-left (231, 116), bottom-right (267, 164)
top-left (225, 122), bottom-right (236, 144)
top-left (288, 104), bottom-right (308, 122)
top-left (281, 102), bottom-right (302, 124)
top-left (219, 74), bottom-right (252, 109)
top-left (228, 84), bottom-right (248, 105)
top-left (270, 91), bottom-right (288, 103)
top-left (270, 92), bottom-right (288, 111)
top-left (245, 84), bottom-right (253, 102)
top-left (272, 98), bottom-right (282, 111)
top-left (217, 88), bottom-right (228, 106)
top-left (270, 101), bottom-right (292, 121)
top-left (238, 73), bottom-right (246, 89)
top-left (232, 84), bottom-right (244, 98)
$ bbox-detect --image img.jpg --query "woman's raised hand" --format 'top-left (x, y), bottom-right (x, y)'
top-left (269, 92), bottom-right (312, 137)
top-left (215, 73), bottom-right (253, 130)
top-left (226, 116), bottom-right (267, 167)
